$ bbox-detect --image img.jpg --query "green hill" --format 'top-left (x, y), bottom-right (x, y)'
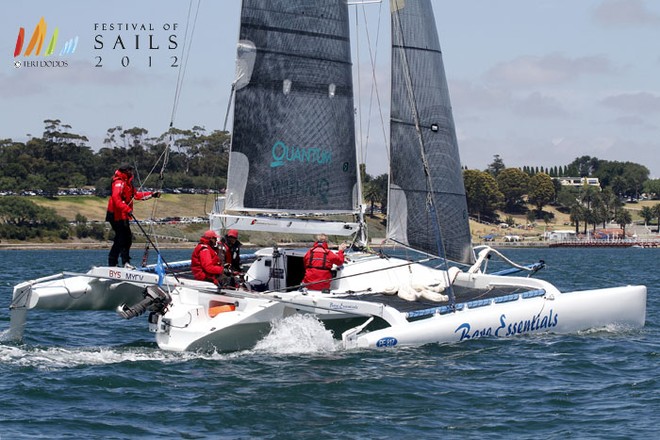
top-left (23, 194), bottom-right (386, 247)
top-left (32, 194), bottom-right (216, 222)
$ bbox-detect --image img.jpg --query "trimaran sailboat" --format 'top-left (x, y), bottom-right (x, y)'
top-left (9, 0), bottom-right (646, 352)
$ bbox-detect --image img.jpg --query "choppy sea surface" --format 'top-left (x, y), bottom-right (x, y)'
top-left (0, 247), bottom-right (658, 439)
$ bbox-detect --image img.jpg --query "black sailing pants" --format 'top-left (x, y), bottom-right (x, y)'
top-left (108, 219), bottom-right (133, 266)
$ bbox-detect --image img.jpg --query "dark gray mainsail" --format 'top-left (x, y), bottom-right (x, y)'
top-left (226, 0), bottom-right (358, 214)
top-left (388, 0), bottom-right (473, 264)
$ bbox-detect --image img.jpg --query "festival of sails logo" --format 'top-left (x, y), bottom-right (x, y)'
top-left (13, 17), bottom-right (78, 68)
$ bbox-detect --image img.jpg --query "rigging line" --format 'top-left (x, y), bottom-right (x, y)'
top-left (130, 134), bottom-right (179, 253)
top-left (391, 3), bottom-right (445, 223)
top-left (117, 0), bottom-right (199, 257)
top-left (268, 254), bottom-right (443, 295)
top-left (149, 142), bottom-right (172, 245)
top-left (127, 155), bottom-right (158, 247)
top-left (385, 237), bottom-right (465, 266)
top-left (351, 3), bottom-right (369, 245)
top-left (169, 0), bottom-right (201, 126)
top-left (131, 147), bottom-right (167, 198)
top-left (218, 87), bottom-right (234, 213)
top-left (135, 143), bottom-right (169, 192)
top-left (130, 213), bottom-right (180, 282)
top-left (202, 132), bottom-right (227, 217)
top-left (360, 1), bottom-right (388, 168)
top-left (138, 0), bottom-right (200, 248)
top-left (391, 4), bottom-right (431, 186)
top-left (223, 84), bottom-right (236, 132)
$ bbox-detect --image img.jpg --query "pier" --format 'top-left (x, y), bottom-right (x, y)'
top-left (548, 239), bottom-right (660, 248)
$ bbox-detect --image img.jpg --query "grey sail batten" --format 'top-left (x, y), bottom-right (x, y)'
top-left (387, 0), bottom-right (473, 264)
top-left (226, 0), bottom-right (358, 214)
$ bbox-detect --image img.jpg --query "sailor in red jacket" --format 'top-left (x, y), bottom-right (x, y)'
top-left (191, 230), bottom-right (227, 284)
top-left (106, 163), bottom-right (159, 267)
top-left (302, 234), bottom-right (347, 291)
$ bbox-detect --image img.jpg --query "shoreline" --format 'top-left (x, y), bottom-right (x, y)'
top-left (3, 239), bottom-right (658, 251)
top-left (0, 241), bottom-right (194, 251)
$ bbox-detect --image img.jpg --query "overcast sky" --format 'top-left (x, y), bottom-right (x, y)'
top-left (3, 0), bottom-right (660, 178)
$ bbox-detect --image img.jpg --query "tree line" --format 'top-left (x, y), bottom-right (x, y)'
top-left (0, 119), bottom-right (230, 196)
top-left (2, 120), bottom-right (660, 240)
top-left (3, 121), bottom-right (657, 203)
top-left (462, 155), bottom-right (660, 235)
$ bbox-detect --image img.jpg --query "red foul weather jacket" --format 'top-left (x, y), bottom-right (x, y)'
top-left (302, 241), bottom-right (345, 291)
top-left (191, 237), bottom-right (226, 284)
top-left (106, 169), bottom-right (153, 221)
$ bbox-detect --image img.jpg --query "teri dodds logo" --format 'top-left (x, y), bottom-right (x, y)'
top-left (13, 16), bottom-right (78, 68)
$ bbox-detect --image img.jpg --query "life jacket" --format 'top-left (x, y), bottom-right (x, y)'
top-left (306, 242), bottom-right (332, 271)
top-left (106, 169), bottom-right (152, 221)
top-left (220, 236), bottom-right (241, 271)
top-left (217, 241), bottom-right (229, 265)
top-left (302, 241), bottom-right (345, 291)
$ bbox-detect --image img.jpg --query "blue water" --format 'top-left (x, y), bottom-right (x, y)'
top-left (1, 248), bottom-right (658, 439)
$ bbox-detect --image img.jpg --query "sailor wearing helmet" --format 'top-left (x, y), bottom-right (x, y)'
top-left (220, 229), bottom-right (243, 273)
top-left (191, 230), bottom-right (226, 284)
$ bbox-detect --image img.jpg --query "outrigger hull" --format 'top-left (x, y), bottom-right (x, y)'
top-left (8, 266), bottom-right (158, 343)
top-left (344, 285), bottom-right (647, 349)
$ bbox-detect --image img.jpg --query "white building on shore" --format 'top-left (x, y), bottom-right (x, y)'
top-left (558, 177), bottom-right (600, 188)
top-left (545, 230), bottom-right (577, 241)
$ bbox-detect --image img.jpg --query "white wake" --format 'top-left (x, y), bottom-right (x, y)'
top-left (253, 314), bottom-right (339, 354)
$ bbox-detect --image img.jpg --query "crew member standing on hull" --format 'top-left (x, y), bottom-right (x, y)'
top-left (106, 163), bottom-right (160, 268)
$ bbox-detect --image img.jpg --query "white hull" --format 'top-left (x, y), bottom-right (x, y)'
top-left (9, 249), bottom-right (647, 353)
top-left (346, 285), bottom-right (647, 349)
